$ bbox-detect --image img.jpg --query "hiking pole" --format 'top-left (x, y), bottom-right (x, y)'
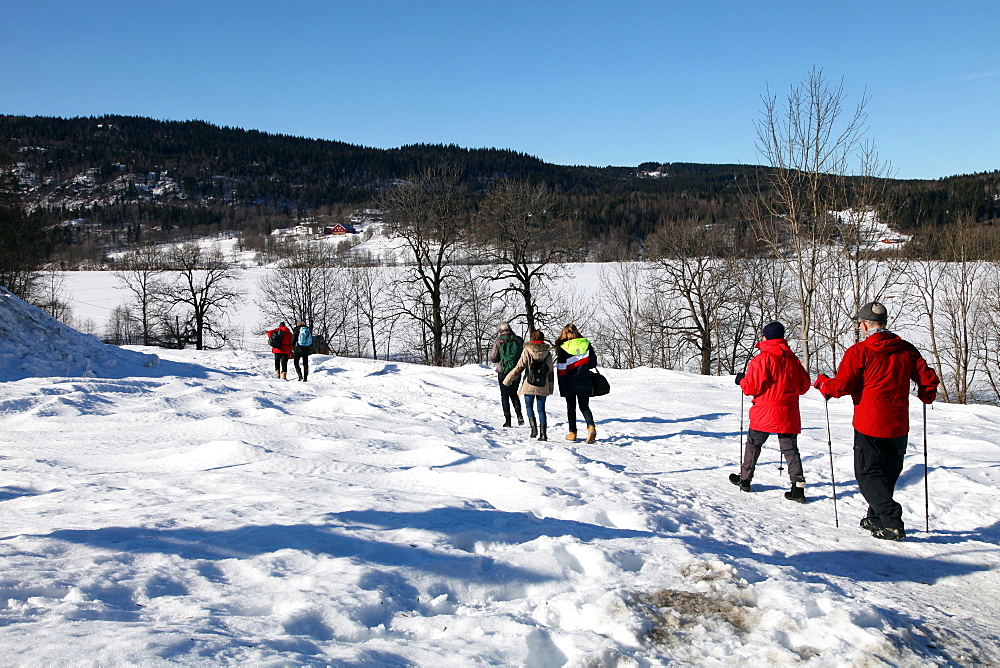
top-left (739, 391), bottom-right (745, 468)
top-left (924, 402), bottom-right (930, 533)
top-left (825, 400), bottom-right (839, 528)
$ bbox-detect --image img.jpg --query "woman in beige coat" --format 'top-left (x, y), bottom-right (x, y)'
top-left (503, 329), bottom-right (555, 441)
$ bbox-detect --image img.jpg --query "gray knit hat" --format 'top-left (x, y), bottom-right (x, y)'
top-left (497, 322), bottom-right (511, 333)
top-left (853, 301), bottom-right (888, 324)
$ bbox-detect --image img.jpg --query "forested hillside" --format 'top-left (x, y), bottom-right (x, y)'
top-left (2, 114), bottom-right (999, 265)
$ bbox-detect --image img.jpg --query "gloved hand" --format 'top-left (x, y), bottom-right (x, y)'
top-left (734, 372), bottom-right (745, 385)
top-left (918, 386), bottom-right (937, 404)
top-left (814, 373), bottom-right (831, 398)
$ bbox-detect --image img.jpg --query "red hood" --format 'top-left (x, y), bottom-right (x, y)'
top-left (757, 338), bottom-right (797, 358)
top-left (864, 331), bottom-right (906, 354)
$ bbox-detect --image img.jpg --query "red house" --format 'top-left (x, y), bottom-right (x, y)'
top-left (325, 223), bottom-right (358, 235)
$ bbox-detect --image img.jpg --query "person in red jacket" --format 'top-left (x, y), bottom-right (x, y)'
top-left (266, 322), bottom-right (294, 380)
top-left (730, 321), bottom-right (812, 501)
top-left (815, 301), bottom-right (939, 541)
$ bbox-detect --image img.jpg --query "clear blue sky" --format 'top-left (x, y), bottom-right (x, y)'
top-left (2, 1), bottom-right (998, 179)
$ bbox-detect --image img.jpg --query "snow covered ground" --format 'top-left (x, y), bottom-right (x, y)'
top-left (1, 287), bottom-right (998, 665)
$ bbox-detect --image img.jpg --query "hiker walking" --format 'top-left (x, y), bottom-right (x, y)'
top-left (814, 301), bottom-right (939, 541)
top-left (730, 321), bottom-right (811, 501)
top-left (503, 329), bottom-right (555, 441)
top-left (266, 322), bottom-right (293, 380)
top-left (291, 321), bottom-right (313, 382)
top-left (554, 323), bottom-right (598, 443)
top-left (490, 322), bottom-right (524, 427)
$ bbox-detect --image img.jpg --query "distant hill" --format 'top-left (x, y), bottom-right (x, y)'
top-left (2, 114), bottom-right (999, 263)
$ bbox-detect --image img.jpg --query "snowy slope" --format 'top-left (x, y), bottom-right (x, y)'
top-left (0, 287), bottom-right (161, 382)
top-left (0, 301), bottom-right (998, 665)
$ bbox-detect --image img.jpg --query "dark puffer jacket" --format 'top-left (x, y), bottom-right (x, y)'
top-left (555, 337), bottom-right (597, 396)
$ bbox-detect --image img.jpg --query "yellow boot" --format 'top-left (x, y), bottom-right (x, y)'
top-left (586, 425), bottom-right (597, 444)
top-left (275, 369), bottom-right (281, 378)
top-left (281, 371), bottom-right (287, 380)
top-left (565, 432), bottom-right (577, 442)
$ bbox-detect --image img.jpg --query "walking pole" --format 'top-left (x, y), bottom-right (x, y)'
top-left (924, 402), bottom-right (930, 533)
top-left (739, 391), bottom-right (745, 467)
top-left (825, 400), bottom-right (839, 528)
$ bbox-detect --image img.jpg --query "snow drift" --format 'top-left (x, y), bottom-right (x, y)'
top-left (0, 287), bottom-right (160, 382)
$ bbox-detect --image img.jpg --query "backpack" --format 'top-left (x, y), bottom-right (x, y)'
top-left (499, 335), bottom-right (521, 374)
top-left (267, 329), bottom-right (284, 349)
top-left (526, 357), bottom-right (548, 387)
top-left (297, 326), bottom-right (313, 347)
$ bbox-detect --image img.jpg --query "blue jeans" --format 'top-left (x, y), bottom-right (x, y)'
top-left (524, 395), bottom-right (547, 425)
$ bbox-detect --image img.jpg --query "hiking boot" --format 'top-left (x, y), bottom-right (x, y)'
top-left (586, 425), bottom-right (597, 444)
top-left (871, 527), bottom-right (905, 541)
top-left (784, 482), bottom-right (806, 503)
top-left (728, 473), bottom-right (751, 492)
top-left (565, 432), bottom-right (577, 442)
top-left (528, 417), bottom-right (538, 438)
top-left (516, 413), bottom-right (525, 426)
top-left (860, 517), bottom-right (882, 532)
top-left (537, 425), bottom-right (547, 441)
top-left (280, 372), bottom-right (288, 380)
top-left (502, 415), bottom-right (512, 428)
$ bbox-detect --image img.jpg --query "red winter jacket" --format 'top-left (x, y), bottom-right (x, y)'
top-left (267, 326), bottom-right (293, 355)
top-left (739, 338), bottom-right (811, 434)
top-left (818, 331), bottom-right (939, 439)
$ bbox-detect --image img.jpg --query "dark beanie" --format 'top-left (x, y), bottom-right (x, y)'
top-left (762, 321), bottom-right (785, 340)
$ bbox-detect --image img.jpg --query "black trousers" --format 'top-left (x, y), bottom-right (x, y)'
top-left (741, 429), bottom-right (805, 483)
top-left (498, 372), bottom-right (522, 418)
top-left (854, 430), bottom-right (908, 530)
top-left (273, 353), bottom-right (289, 373)
top-left (565, 393), bottom-right (594, 432)
top-left (293, 353), bottom-right (310, 379)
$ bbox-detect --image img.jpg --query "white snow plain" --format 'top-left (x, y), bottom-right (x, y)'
top-left (1, 286), bottom-right (999, 666)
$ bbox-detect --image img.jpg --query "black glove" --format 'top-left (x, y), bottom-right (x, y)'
top-left (734, 372), bottom-right (745, 385)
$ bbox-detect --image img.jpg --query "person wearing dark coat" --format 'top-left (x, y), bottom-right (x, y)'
top-left (815, 301), bottom-right (939, 541)
top-left (730, 321), bottom-right (811, 501)
top-left (291, 321), bottom-right (313, 382)
top-left (489, 322), bottom-right (524, 427)
top-left (266, 322), bottom-right (293, 380)
top-left (554, 323), bottom-right (598, 443)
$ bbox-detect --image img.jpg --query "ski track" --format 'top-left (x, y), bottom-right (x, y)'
top-left (1, 348), bottom-right (998, 665)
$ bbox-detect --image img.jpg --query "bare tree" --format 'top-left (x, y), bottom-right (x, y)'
top-left (113, 244), bottom-right (166, 345)
top-left (33, 270), bottom-right (74, 323)
top-left (474, 180), bottom-right (582, 333)
top-left (341, 261), bottom-right (393, 360)
top-left (936, 218), bottom-right (988, 403)
top-left (648, 220), bottom-right (734, 375)
top-left (595, 262), bottom-right (653, 369)
top-left (378, 164), bottom-right (471, 366)
top-left (256, 242), bottom-right (343, 344)
top-left (750, 67), bottom-right (877, 371)
top-left (449, 263), bottom-right (507, 365)
top-left (104, 304), bottom-right (141, 345)
top-left (160, 243), bottom-right (246, 350)
top-left (976, 262), bottom-right (1000, 404)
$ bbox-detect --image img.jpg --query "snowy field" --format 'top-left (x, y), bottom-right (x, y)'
top-left (1, 287), bottom-right (999, 665)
